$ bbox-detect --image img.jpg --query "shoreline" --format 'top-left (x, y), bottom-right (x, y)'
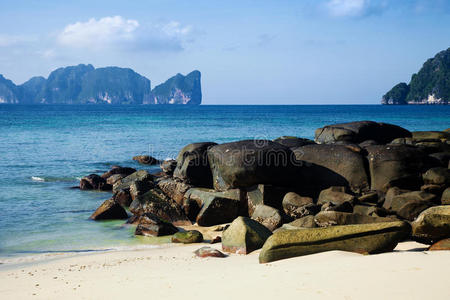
top-left (1, 241), bottom-right (450, 299)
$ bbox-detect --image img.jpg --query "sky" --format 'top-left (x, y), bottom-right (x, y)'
top-left (0, 0), bottom-right (449, 104)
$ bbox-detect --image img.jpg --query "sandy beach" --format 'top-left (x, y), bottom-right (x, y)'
top-left (1, 241), bottom-right (449, 300)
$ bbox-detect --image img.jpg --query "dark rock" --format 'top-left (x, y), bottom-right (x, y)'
top-left (194, 247), bottom-right (227, 258)
top-left (171, 230), bottom-right (204, 243)
top-left (365, 145), bottom-right (429, 191)
top-left (314, 211), bottom-right (395, 227)
top-left (183, 188), bottom-right (243, 226)
top-left (157, 177), bottom-right (192, 206)
top-left (383, 187), bottom-right (411, 211)
top-left (411, 206), bottom-right (450, 244)
top-left (357, 192), bottom-right (379, 204)
top-left (314, 121), bottom-right (411, 145)
top-left (353, 205), bottom-right (387, 217)
top-left (387, 191), bottom-right (436, 221)
top-left (129, 188), bottom-right (191, 226)
top-left (251, 205), bottom-right (283, 231)
top-left (247, 184), bottom-right (292, 215)
top-left (114, 189), bottom-right (132, 207)
top-left (286, 215), bottom-right (317, 228)
top-left (428, 238), bottom-right (450, 251)
top-left (292, 144), bottom-right (370, 193)
top-left (161, 159), bottom-right (177, 175)
top-left (129, 180), bottom-right (154, 201)
top-left (320, 201), bottom-right (354, 213)
top-left (273, 136), bottom-right (315, 148)
top-left (173, 142), bottom-right (217, 188)
top-left (210, 236), bottom-right (222, 244)
top-left (80, 174), bottom-right (111, 191)
top-left (412, 131), bottom-right (450, 141)
top-left (429, 152), bottom-right (450, 167)
top-left (106, 174), bottom-right (126, 186)
top-left (259, 221), bottom-right (411, 263)
top-left (101, 166), bottom-right (136, 179)
top-left (112, 170), bottom-right (153, 194)
top-left (282, 192), bottom-right (318, 219)
top-left (420, 184), bottom-right (446, 195)
top-left (90, 198), bottom-right (128, 220)
top-left (132, 155), bottom-right (160, 165)
top-left (317, 186), bottom-right (355, 206)
top-left (134, 213), bottom-right (179, 237)
top-left (222, 216), bottom-right (273, 254)
top-left (207, 140), bottom-right (297, 191)
top-left (423, 167), bottom-right (450, 185)
top-left (442, 188), bottom-right (450, 205)
top-left (359, 140), bottom-right (378, 147)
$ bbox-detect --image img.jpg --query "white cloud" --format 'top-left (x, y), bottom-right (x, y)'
top-left (325, 0), bottom-right (369, 17)
top-left (161, 21), bottom-right (192, 37)
top-left (58, 16), bottom-right (139, 48)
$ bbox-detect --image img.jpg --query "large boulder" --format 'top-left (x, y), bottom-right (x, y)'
top-left (129, 180), bottom-right (154, 201)
top-left (222, 217), bottom-right (273, 254)
top-left (157, 177), bottom-right (192, 206)
top-left (173, 142), bottom-right (217, 188)
top-left (207, 140), bottom-right (297, 191)
top-left (411, 206), bottom-right (450, 244)
top-left (384, 191), bottom-right (436, 221)
top-left (314, 121), bottom-right (411, 145)
top-left (251, 205), bottom-right (283, 231)
top-left (135, 213), bottom-right (179, 237)
top-left (132, 155), bottom-right (160, 165)
top-left (171, 230), bottom-right (204, 244)
top-left (129, 188), bottom-right (191, 226)
top-left (314, 211), bottom-right (395, 227)
top-left (282, 192), bottom-right (318, 219)
top-left (292, 144), bottom-right (370, 193)
top-left (160, 159), bottom-right (177, 175)
top-left (259, 221), bottom-right (411, 263)
top-left (80, 174), bottom-right (111, 191)
top-left (112, 170), bottom-right (153, 194)
top-left (246, 184), bottom-right (293, 215)
top-left (423, 167), bottom-right (450, 185)
top-left (273, 136), bottom-right (315, 148)
top-left (365, 145), bottom-right (429, 191)
top-left (89, 198), bottom-right (128, 220)
top-left (182, 188), bottom-right (243, 226)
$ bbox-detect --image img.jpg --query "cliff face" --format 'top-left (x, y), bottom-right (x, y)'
top-left (0, 65), bottom-right (201, 105)
top-left (382, 48), bottom-right (450, 105)
top-left (148, 70), bottom-right (201, 105)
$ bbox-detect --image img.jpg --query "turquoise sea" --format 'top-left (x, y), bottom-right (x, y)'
top-left (0, 104), bottom-right (449, 258)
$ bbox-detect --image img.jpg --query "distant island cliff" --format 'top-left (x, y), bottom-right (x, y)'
top-left (382, 47), bottom-right (450, 105)
top-left (0, 64), bottom-right (201, 105)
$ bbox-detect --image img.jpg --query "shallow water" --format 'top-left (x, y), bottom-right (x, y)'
top-left (0, 104), bottom-right (449, 257)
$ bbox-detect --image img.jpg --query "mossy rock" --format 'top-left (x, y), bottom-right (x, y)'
top-left (171, 230), bottom-right (204, 244)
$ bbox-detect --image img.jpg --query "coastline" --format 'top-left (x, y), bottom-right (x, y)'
top-left (1, 241), bottom-right (450, 300)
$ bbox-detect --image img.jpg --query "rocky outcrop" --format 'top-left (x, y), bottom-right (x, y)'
top-left (259, 221), bottom-right (411, 263)
top-left (411, 206), bottom-right (450, 244)
top-left (80, 174), bottom-right (111, 191)
top-left (132, 155), bottom-right (160, 165)
top-left (90, 198), bottom-right (128, 220)
top-left (222, 217), bottom-right (272, 254)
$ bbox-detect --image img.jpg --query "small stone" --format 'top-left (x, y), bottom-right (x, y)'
top-left (194, 247), bottom-right (227, 258)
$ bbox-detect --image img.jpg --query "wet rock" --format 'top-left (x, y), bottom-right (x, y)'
top-left (113, 189), bottom-right (132, 207)
top-left (129, 188), bottom-right (191, 226)
top-left (173, 142), bottom-right (217, 187)
top-left (101, 166), bottom-right (136, 179)
top-left (161, 159), bottom-right (177, 175)
top-left (251, 205), bottom-right (283, 231)
top-left (90, 198), bottom-right (128, 220)
top-left (80, 174), bottom-right (111, 191)
top-left (259, 221), bottom-right (411, 263)
top-left (133, 155), bottom-right (160, 165)
top-left (222, 216), bottom-right (272, 254)
top-left (411, 206), bottom-right (450, 244)
top-left (112, 170), bottom-right (153, 194)
top-left (106, 174), bottom-right (126, 186)
top-left (171, 230), bottom-right (204, 243)
top-left (292, 144), bottom-right (370, 194)
top-left (183, 188), bottom-right (243, 226)
top-left (423, 167), bottom-right (450, 185)
top-left (130, 180), bottom-right (154, 201)
top-left (314, 211), bottom-right (395, 227)
top-left (207, 140), bottom-right (297, 191)
top-left (157, 177), bottom-right (192, 206)
top-left (273, 136), bottom-right (315, 148)
top-left (134, 213), bottom-right (179, 237)
top-left (428, 238), bottom-right (450, 251)
top-left (282, 192), bottom-right (317, 219)
top-left (194, 247), bottom-right (227, 258)
top-left (314, 121), bottom-right (411, 145)
top-left (365, 145), bottom-right (429, 192)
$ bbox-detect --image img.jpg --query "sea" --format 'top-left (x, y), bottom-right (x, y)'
top-left (0, 104), bottom-right (449, 258)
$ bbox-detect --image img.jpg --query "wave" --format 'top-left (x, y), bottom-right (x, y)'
top-left (31, 176), bottom-right (81, 183)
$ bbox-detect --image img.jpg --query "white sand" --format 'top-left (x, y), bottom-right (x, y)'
top-left (0, 241), bottom-right (449, 300)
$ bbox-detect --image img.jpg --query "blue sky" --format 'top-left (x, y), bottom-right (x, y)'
top-left (0, 0), bottom-right (449, 104)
